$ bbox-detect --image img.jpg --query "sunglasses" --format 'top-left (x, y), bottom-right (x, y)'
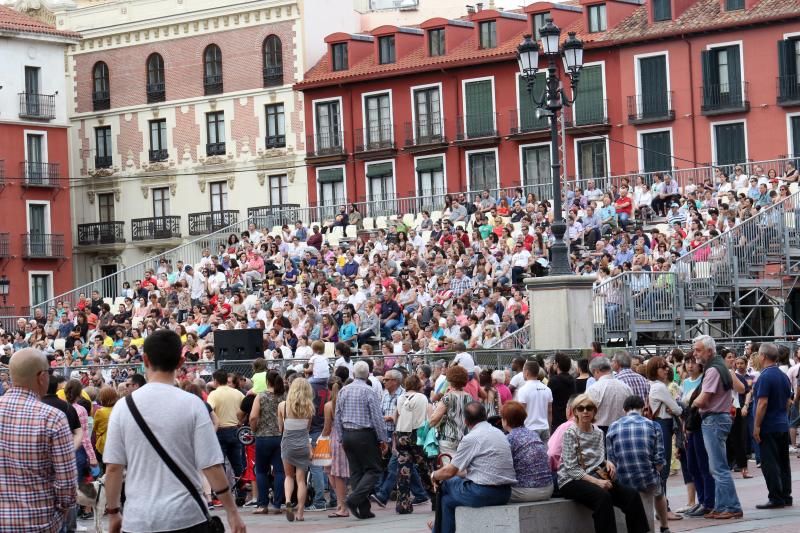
top-left (574, 405), bottom-right (597, 413)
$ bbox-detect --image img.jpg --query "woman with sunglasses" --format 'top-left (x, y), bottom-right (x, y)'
top-left (558, 394), bottom-right (649, 533)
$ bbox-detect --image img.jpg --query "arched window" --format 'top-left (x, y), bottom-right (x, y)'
top-left (203, 44), bottom-right (223, 95)
top-left (263, 35), bottom-right (283, 87)
top-left (92, 61), bottom-right (110, 111)
top-left (146, 53), bottom-right (165, 103)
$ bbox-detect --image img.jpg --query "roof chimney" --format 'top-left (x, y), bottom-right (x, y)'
top-left (476, 2), bottom-right (483, 11)
top-left (466, 5), bottom-right (475, 15)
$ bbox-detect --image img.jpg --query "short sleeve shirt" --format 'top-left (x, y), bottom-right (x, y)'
top-left (699, 368), bottom-right (731, 415)
top-left (451, 422), bottom-right (517, 486)
top-left (753, 365), bottom-right (791, 433)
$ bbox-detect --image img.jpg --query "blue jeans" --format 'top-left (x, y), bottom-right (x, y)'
top-left (217, 427), bottom-right (244, 480)
top-left (433, 478), bottom-right (511, 533)
top-left (701, 413), bottom-right (742, 513)
top-left (381, 318), bottom-right (402, 339)
top-left (309, 431), bottom-right (328, 508)
top-left (255, 436), bottom-right (284, 509)
top-left (687, 429), bottom-right (714, 510)
top-left (655, 418), bottom-right (673, 497)
top-left (746, 406), bottom-right (761, 463)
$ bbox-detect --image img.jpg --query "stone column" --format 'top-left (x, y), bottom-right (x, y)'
top-left (525, 274), bottom-right (597, 351)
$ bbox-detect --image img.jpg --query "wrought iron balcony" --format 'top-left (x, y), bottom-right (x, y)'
top-left (701, 82), bottom-right (749, 115)
top-left (565, 99), bottom-right (610, 129)
top-left (77, 222), bottom-right (126, 246)
top-left (92, 90), bottom-right (110, 111)
top-left (0, 233), bottom-right (9, 257)
top-left (94, 155), bottom-right (113, 169)
top-left (248, 205), bottom-right (301, 228)
top-left (146, 82), bottom-right (165, 103)
top-left (188, 210), bottom-right (239, 236)
top-left (204, 75), bottom-right (223, 95)
top-left (456, 113), bottom-right (499, 141)
top-left (354, 123), bottom-right (395, 153)
top-left (403, 118), bottom-right (447, 148)
top-left (627, 91), bottom-right (675, 124)
top-left (20, 161), bottom-right (62, 188)
top-left (265, 135), bottom-right (286, 149)
top-left (777, 75), bottom-right (800, 106)
top-left (508, 108), bottom-right (549, 135)
top-left (306, 130), bottom-right (345, 158)
top-left (206, 142), bottom-right (226, 156)
top-left (22, 233), bottom-right (65, 258)
top-left (263, 66), bottom-right (283, 87)
top-left (18, 93), bottom-right (56, 120)
top-left (131, 216), bottom-right (182, 241)
top-left (149, 149), bottom-right (169, 163)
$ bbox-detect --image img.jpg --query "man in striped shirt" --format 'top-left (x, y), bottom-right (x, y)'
top-left (0, 348), bottom-right (76, 533)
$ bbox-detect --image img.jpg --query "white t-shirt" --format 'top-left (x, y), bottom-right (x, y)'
top-left (103, 383), bottom-right (223, 533)
top-left (452, 352), bottom-right (475, 374)
top-left (516, 379), bottom-right (553, 431)
top-left (509, 372), bottom-right (526, 395)
top-left (309, 353), bottom-right (330, 379)
top-left (334, 357), bottom-right (355, 374)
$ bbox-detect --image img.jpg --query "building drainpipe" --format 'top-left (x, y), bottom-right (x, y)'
top-left (441, 68), bottom-right (462, 191)
top-left (347, 85), bottom-right (357, 202)
top-left (686, 37), bottom-right (698, 167)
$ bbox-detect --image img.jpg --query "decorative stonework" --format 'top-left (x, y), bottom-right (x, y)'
top-left (89, 167), bottom-right (116, 178)
top-left (257, 172), bottom-right (265, 187)
top-left (197, 174), bottom-right (235, 193)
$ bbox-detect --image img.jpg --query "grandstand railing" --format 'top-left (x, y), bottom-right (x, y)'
top-left (488, 325), bottom-right (530, 350)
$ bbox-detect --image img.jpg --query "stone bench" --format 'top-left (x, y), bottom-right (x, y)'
top-left (455, 492), bottom-right (654, 533)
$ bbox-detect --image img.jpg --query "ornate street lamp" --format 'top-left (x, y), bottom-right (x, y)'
top-left (0, 275), bottom-right (9, 305)
top-left (517, 20), bottom-right (584, 275)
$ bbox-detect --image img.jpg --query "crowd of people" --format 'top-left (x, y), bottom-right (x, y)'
top-left (1, 330), bottom-right (799, 533)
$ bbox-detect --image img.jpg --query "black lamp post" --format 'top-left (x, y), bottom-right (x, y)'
top-left (0, 275), bottom-right (9, 305)
top-left (517, 21), bottom-right (584, 276)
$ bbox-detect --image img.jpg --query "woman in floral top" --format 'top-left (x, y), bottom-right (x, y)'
top-left (500, 401), bottom-right (553, 502)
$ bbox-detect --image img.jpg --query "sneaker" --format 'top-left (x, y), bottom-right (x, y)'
top-left (675, 504), bottom-right (698, 514)
top-left (304, 504), bottom-right (326, 512)
top-left (75, 526), bottom-right (88, 532)
top-left (370, 494), bottom-right (388, 508)
top-left (243, 499), bottom-right (259, 508)
top-left (211, 499), bottom-right (223, 507)
top-left (208, 502), bottom-right (215, 511)
top-left (788, 445), bottom-right (799, 453)
top-left (685, 506), bottom-right (711, 517)
top-left (412, 497), bottom-right (430, 505)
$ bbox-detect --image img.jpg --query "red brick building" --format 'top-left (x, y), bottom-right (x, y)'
top-left (296, 0), bottom-right (800, 213)
top-left (0, 6), bottom-right (79, 315)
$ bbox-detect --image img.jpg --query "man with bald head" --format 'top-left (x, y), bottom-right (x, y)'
top-left (0, 348), bottom-right (76, 532)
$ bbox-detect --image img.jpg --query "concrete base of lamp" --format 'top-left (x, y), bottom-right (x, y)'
top-left (524, 274), bottom-right (597, 351)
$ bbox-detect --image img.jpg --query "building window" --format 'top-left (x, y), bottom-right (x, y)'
top-left (332, 43), bottom-right (348, 71)
top-left (92, 61), bottom-right (110, 111)
top-left (522, 145), bottom-right (551, 190)
top-left (479, 21), bottom-right (496, 49)
top-left (146, 53), bottom-right (165, 103)
top-left (713, 122), bottom-right (746, 167)
top-left (364, 93), bottom-right (392, 148)
top-left (25, 133), bottom-right (45, 183)
top-left (366, 162), bottom-right (395, 214)
top-left (269, 174), bottom-right (288, 205)
top-left (463, 79), bottom-right (495, 137)
top-left (790, 116), bottom-right (800, 158)
top-left (315, 100), bottom-right (342, 151)
top-left (637, 55), bottom-right (669, 118)
top-left (317, 168), bottom-right (346, 220)
top-left (203, 44), bottom-right (223, 95)
top-left (725, 0), bottom-right (744, 10)
top-left (152, 187), bottom-right (170, 217)
top-left (149, 119), bottom-right (168, 162)
top-left (209, 181), bottom-right (228, 211)
top-left (31, 274), bottom-right (51, 307)
top-left (206, 111), bottom-right (225, 156)
top-left (652, 0), bottom-right (671, 21)
top-left (778, 39), bottom-right (800, 103)
top-left (94, 126), bottom-right (113, 169)
top-left (265, 104), bottom-right (286, 148)
top-left (379, 35), bottom-right (396, 64)
top-left (588, 4), bottom-right (607, 33)
top-left (468, 151), bottom-right (497, 191)
top-left (428, 28), bottom-right (445, 56)
top-left (533, 12), bottom-right (550, 40)
top-left (640, 131), bottom-right (672, 173)
top-left (263, 35), bottom-right (283, 86)
top-left (577, 139), bottom-right (607, 179)
top-left (414, 86), bottom-right (442, 142)
top-left (701, 45), bottom-right (743, 110)
top-left (98, 192), bottom-right (115, 222)
top-left (416, 156), bottom-right (445, 197)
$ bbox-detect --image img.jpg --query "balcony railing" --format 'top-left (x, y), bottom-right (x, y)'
top-left (565, 99), bottom-right (609, 128)
top-left (206, 142), bottom-right (226, 156)
top-left (265, 135), bottom-right (286, 149)
top-left (188, 210), bottom-right (239, 236)
top-left (0, 233), bottom-right (9, 257)
top-left (701, 82), bottom-right (749, 114)
top-left (92, 90), bottom-right (110, 111)
top-left (18, 93), bottom-right (56, 120)
top-left (146, 82), bottom-right (165, 103)
top-left (508, 108), bottom-right (549, 135)
top-left (456, 113), bottom-right (499, 141)
top-left (248, 205), bottom-right (302, 228)
top-left (354, 123), bottom-right (395, 152)
top-left (77, 222), bottom-right (126, 246)
top-left (307, 130), bottom-right (345, 158)
top-left (94, 155), bottom-right (113, 169)
top-left (627, 92), bottom-right (675, 123)
top-left (404, 118), bottom-right (447, 147)
top-left (263, 66), bottom-right (283, 87)
top-left (777, 75), bottom-right (800, 106)
top-left (131, 216), bottom-right (182, 241)
top-left (20, 161), bottom-right (61, 188)
top-left (204, 75), bottom-right (223, 95)
top-left (22, 233), bottom-right (65, 258)
top-left (149, 149), bottom-right (169, 162)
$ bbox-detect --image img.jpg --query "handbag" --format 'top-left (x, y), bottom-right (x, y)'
top-left (311, 435), bottom-right (333, 466)
top-left (125, 395), bottom-right (225, 533)
top-left (570, 427), bottom-right (610, 480)
top-left (684, 385), bottom-right (703, 432)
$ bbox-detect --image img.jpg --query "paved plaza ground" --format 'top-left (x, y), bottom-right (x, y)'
top-left (79, 455), bottom-right (800, 532)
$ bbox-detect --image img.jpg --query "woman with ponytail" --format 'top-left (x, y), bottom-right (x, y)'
top-left (322, 376), bottom-right (350, 518)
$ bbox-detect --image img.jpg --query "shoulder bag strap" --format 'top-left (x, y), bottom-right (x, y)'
top-left (125, 395), bottom-right (211, 521)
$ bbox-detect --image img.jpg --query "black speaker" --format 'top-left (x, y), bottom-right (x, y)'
top-left (214, 329), bottom-right (264, 360)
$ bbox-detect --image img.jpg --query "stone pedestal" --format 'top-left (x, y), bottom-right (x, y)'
top-left (524, 274), bottom-right (597, 351)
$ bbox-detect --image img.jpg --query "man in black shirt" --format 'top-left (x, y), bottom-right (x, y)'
top-left (89, 290), bottom-right (104, 316)
top-left (547, 353), bottom-right (577, 430)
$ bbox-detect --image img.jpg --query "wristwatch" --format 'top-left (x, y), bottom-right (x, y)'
top-left (105, 507), bottom-right (121, 515)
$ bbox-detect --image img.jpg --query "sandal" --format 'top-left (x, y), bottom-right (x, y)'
top-left (328, 512), bottom-right (350, 518)
top-left (253, 507), bottom-right (268, 514)
top-left (285, 503), bottom-right (295, 522)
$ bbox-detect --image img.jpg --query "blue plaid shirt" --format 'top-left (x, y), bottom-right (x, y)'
top-left (615, 369), bottom-right (651, 401)
top-left (606, 412), bottom-right (664, 492)
top-left (334, 378), bottom-right (389, 442)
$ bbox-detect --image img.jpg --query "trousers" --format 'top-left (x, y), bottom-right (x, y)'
top-left (559, 479), bottom-right (650, 533)
top-left (342, 428), bottom-right (383, 513)
top-left (433, 478), bottom-right (511, 533)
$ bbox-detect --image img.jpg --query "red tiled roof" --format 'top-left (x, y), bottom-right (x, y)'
top-left (296, 0), bottom-right (800, 90)
top-left (0, 5), bottom-right (81, 40)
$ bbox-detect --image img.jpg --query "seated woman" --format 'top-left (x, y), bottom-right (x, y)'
top-left (500, 401), bottom-right (553, 502)
top-left (557, 394), bottom-right (649, 533)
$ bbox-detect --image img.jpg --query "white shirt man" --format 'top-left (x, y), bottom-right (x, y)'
top-left (452, 349), bottom-right (475, 376)
top-left (587, 356), bottom-right (633, 429)
top-left (515, 361), bottom-right (553, 441)
top-left (511, 247), bottom-right (531, 268)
